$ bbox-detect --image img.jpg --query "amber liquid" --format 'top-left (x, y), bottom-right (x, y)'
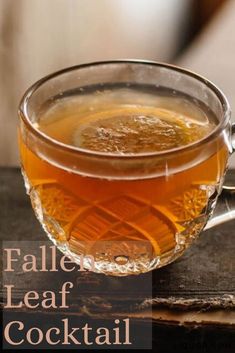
top-left (20, 86), bottom-right (229, 275)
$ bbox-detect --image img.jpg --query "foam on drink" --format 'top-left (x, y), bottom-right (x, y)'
top-left (36, 86), bottom-right (216, 154)
top-left (20, 85), bottom-right (228, 275)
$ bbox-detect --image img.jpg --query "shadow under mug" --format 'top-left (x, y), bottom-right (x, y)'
top-left (18, 61), bottom-right (235, 276)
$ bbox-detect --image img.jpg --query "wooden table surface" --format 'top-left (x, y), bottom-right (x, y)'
top-left (1, 168), bottom-right (235, 351)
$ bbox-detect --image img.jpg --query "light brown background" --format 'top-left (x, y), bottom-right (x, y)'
top-left (1, 0), bottom-right (235, 167)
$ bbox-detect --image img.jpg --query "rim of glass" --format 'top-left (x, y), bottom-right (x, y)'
top-left (19, 60), bottom-right (231, 160)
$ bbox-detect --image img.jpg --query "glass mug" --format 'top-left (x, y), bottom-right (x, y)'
top-left (18, 61), bottom-right (235, 276)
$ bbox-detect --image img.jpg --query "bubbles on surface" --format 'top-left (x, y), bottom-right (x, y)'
top-left (37, 86), bottom-right (216, 157)
top-left (73, 109), bottom-right (214, 154)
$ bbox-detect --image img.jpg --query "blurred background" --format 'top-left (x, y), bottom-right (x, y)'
top-left (1, 0), bottom-right (234, 166)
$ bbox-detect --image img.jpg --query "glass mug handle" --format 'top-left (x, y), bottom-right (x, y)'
top-left (205, 123), bottom-right (235, 230)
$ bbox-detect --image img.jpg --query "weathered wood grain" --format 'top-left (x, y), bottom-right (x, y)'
top-left (1, 168), bottom-right (235, 351)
